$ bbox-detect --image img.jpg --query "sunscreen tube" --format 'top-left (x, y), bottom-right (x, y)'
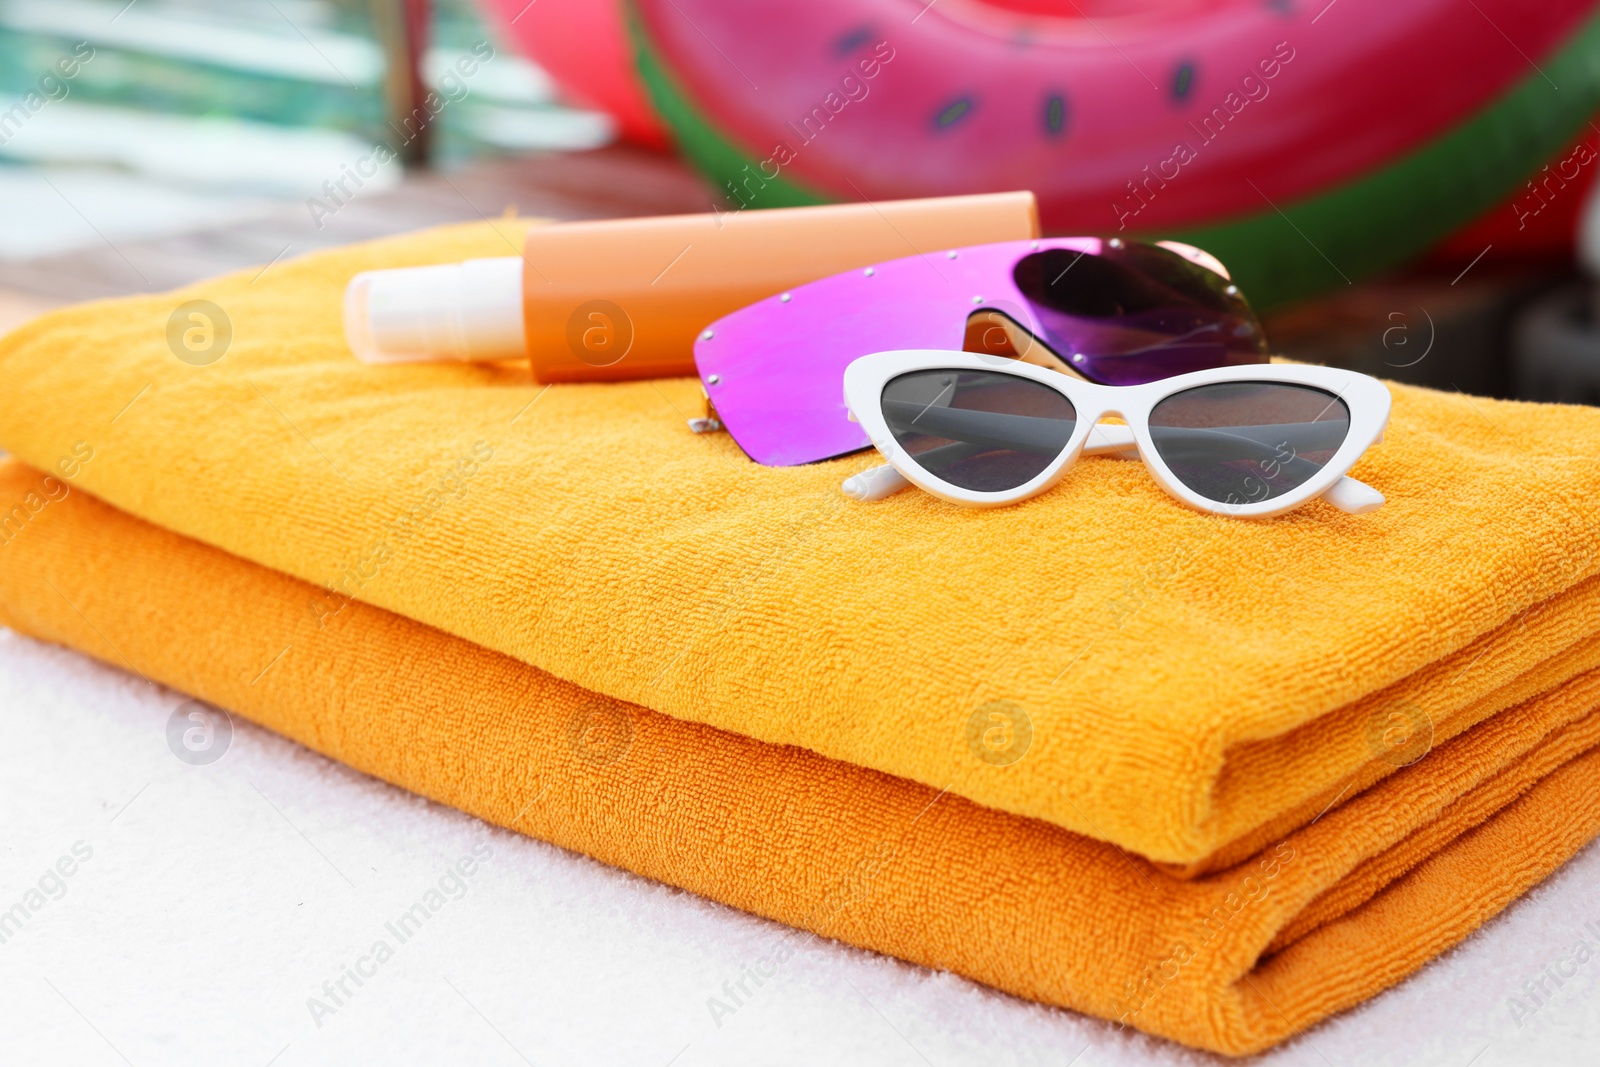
top-left (343, 191), bottom-right (1040, 382)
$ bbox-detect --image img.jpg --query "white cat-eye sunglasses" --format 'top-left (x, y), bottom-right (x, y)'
top-left (841, 351), bottom-right (1391, 518)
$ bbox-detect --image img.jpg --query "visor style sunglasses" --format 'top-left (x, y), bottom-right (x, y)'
top-left (693, 237), bottom-right (1269, 466)
top-left (841, 351), bottom-right (1391, 518)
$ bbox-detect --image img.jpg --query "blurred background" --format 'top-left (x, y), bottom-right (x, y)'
top-left (4, 0), bottom-right (1600, 404)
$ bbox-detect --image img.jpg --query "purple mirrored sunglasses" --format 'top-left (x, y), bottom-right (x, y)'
top-left (692, 237), bottom-right (1270, 467)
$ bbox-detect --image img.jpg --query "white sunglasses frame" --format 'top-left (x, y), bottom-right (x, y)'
top-left (841, 350), bottom-right (1392, 518)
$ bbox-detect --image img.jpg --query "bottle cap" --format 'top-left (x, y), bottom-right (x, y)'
top-left (344, 256), bottom-right (525, 364)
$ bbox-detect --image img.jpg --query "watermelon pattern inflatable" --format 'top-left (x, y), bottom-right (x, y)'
top-left (477, 0), bottom-right (669, 148)
top-left (623, 0), bottom-right (1600, 306)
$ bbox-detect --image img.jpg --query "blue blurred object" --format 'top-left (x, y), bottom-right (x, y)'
top-left (0, 0), bottom-right (613, 258)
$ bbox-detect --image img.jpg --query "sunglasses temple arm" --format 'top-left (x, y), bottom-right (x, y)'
top-left (1082, 423), bottom-right (1139, 458)
top-left (1322, 476), bottom-right (1385, 515)
top-left (842, 441), bottom-right (1383, 514)
top-left (1091, 423), bottom-right (1382, 512)
top-left (842, 421), bottom-right (1138, 502)
top-left (842, 463), bottom-right (912, 502)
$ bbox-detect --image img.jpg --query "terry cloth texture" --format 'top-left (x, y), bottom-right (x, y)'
top-left (2, 460), bottom-right (1599, 1056)
top-left (4, 223), bottom-right (1600, 869)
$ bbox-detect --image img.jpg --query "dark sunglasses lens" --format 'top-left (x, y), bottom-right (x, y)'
top-left (1013, 243), bottom-right (1268, 386)
top-left (1148, 382), bottom-right (1350, 505)
top-left (882, 369), bottom-right (1076, 493)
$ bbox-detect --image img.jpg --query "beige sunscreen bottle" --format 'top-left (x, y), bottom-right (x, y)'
top-left (342, 191), bottom-right (1040, 382)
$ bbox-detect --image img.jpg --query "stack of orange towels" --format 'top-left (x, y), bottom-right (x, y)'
top-left (3, 221), bottom-right (1600, 1056)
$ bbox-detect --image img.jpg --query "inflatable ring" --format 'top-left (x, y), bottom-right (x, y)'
top-left (627, 0), bottom-right (1600, 306)
top-left (480, 0), bottom-right (669, 148)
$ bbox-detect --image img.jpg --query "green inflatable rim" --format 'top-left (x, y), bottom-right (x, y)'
top-left (626, 2), bottom-right (826, 211)
top-left (1171, 10), bottom-right (1600, 307)
top-left (628, 3), bottom-right (1600, 308)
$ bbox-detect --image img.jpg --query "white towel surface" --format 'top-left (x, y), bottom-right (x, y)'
top-left (1, 627), bottom-right (1597, 1067)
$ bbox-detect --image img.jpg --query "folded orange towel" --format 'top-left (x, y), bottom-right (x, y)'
top-left (2, 223), bottom-right (1600, 866)
top-left (3, 459), bottom-right (1597, 1056)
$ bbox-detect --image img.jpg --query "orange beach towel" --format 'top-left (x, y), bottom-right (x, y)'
top-left (2, 460), bottom-right (1597, 1056)
top-left (3, 224), bottom-right (1600, 869)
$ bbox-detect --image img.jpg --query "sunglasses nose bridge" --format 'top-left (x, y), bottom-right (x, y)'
top-left (1082, 404), bottom-right (1129, 426)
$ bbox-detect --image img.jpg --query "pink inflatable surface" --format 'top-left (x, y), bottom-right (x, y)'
top-left (478, 0), bottom-right (668, 148)
top-left (629, 0), bottom-right (1594, 229)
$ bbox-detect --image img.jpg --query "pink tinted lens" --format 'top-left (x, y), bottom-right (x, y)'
top-left (694, 238), bottom-right (1264, 467)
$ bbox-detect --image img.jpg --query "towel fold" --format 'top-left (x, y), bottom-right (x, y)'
top-left (3, 459), bottom-right (1598, 1056)
top-left (3, 222), bottom-right (1600, 866)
